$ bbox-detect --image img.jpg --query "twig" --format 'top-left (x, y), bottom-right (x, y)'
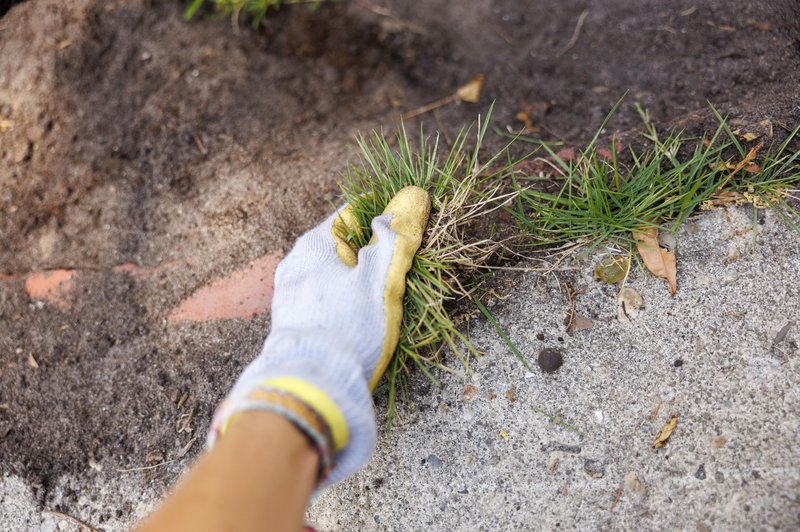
top-left (494, 24), bottom-right (515, 46)
top-left (43, 509), bottom-right (97, 532)
top-left (118, 458), bottom-right (179, 473)
top-left (401, 94), bottom-right (457, 121)
top-left (231, 4), bottom-right (242, 35)
top-left (608, 480), bottom-right (625, 512)
top-left (355, 1), bottom-right (427, 34)
top-left (563, 282), bottom-right (585, 333)
top-left (192, 133), bottom-right (208, 155)
top-left (556, 9), bottom-right (588, 57)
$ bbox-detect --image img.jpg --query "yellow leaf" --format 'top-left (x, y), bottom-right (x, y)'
top-left (633, 226), bottom-right (677, 295)
top-left (455, 74), bottom-right (485, 103)
top-left (653, 415), bottom-right (678, 449)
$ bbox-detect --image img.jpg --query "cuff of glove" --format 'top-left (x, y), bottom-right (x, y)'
top-left (211, 333), bottom-right (378, 487)
top-left (207, 378), bottom-right (341, 484)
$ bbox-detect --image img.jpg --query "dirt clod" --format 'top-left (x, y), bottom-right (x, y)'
top-left (537, 348), bottom-right (564, 373)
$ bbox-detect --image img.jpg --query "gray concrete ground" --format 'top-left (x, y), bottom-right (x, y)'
top-left (4, 205), bottom-right (797, 530)
top-left (309, 206), bottom-right (800, 530)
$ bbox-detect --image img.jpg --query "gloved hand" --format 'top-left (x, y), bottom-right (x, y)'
top-left (207, 186), bottom-right (430, 487)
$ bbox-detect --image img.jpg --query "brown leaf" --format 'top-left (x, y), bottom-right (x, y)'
top-left (715, 142), bottom-right (763, 193)
top-left (744, 163), bottom-right (760, 173)
top-left (748, 20), bottom-right (772, 31)
top-left (504, 388), bottom-right (517, 403)
top-left (632, 226), bottom-right (677, 295)
top-left (617, 287), bottom-right (644, 322)
top-left (455, 74), bottom-right (485, 103)
top-left (461, 385), bottom-right (479, 402)
top-left (516, 111), bottom-right (534, 131)
top-left (653, 415), bottom-right (678, 449)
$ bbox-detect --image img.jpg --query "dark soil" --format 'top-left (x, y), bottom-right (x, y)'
top-left (1, 0), bottom-right (798, 524)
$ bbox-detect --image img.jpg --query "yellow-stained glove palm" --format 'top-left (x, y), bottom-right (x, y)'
top-left (208, 186), bottom-right (430, 487)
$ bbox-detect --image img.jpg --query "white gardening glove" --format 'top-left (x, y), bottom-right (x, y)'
top-left (207, 186), bottom-right (430, 487)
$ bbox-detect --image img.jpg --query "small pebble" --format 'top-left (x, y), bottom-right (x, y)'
top-left (538, 348), bottom-right (563, 373)
top-left (674, 358), bottom-right (684, 367)
top-left (427, 454), bottom-right (443, 469)
top-left (658, 231), bottom-right (677, 250)
top-left (695, 463), bottom-right (706, 480)
top-left (583, 459), bottom-right (605, 478)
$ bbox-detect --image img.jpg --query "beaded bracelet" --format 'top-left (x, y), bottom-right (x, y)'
top-left (208, 385), bottom-right (335, 484)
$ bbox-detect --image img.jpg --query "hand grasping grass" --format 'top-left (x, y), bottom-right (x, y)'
top-left (340, 112), bottom-right (521, 420)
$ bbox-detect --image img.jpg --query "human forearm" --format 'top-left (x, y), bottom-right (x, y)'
top-left (137, 411), bottom-right (318, 532)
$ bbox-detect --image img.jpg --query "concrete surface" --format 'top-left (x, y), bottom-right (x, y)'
top-left (309, 206), bottom-right (800, 530)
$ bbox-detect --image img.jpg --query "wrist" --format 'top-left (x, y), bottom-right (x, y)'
top-left (208, 383), bottom-right (336, 483)
top-left (209, 341), bottom-right (378, 487)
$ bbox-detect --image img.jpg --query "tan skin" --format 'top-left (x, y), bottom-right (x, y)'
top-left (137, 411), bottom-right (318, 532)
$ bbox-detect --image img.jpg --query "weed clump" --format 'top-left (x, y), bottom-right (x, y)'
top-left (512, 103), bottom-right (800, 249)
top-left (339, 114), bottom-right (519, 418)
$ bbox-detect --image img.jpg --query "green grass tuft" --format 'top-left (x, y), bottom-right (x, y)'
top-left (185, 0), bottom-right (325, 26)
top-left (512, 102), bottom-right (800, 251)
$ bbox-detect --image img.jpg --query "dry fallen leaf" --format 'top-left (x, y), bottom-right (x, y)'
top-left (594, 254), bottom-right (630, 284)
top-left (617, 287), bottom-right (644, 323)
top-left (653, 415), bottom-right (678, 449)
top-left (711, 435), bottom-right (727, 448)
top-left (701, 190), bottom-right (748, 210)
top-left (461, 384), bottom-right (478, 402)
top-left (516, 111), bottom-right (534, 131)
top-left (0, 118), bottom-right (14, 133)
top-left (715, 142), bottom-right (764, 193)
top-left (633, 226), bottom-right (677, 295)
top-left (27, 353), bottom-right (39, 369)
top-left (498, 430), bottom-right (510, 441)
top-left (455, 74), bottom-right (485, 103)
top-left (504, 388), bottom-right (517, 403)
top-left (401, 74), bottom-right (485, 120)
